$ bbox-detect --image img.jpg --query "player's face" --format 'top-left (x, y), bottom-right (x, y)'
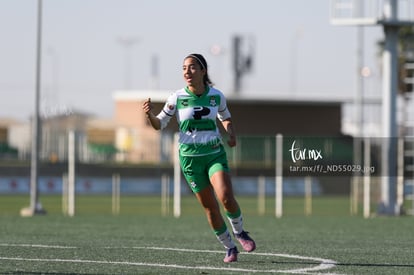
top-left (183, 58), bottom-right (205, 88)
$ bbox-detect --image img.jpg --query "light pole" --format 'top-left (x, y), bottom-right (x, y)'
top-left (380, 0), bottom-right (399, 215)
top-left (21, 0), bottom-right (46, 216)
top-left (290, 28), bottom-right (303, 94)
top-left (210, 44), bottom-right (225, 87)
top-left (117, 36), bottom-right (139, 90)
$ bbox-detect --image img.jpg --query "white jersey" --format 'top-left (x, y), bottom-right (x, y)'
top-left (156, 86), bottom-right (231, 156)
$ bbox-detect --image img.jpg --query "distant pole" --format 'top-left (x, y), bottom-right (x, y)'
top-left (304, 176), bottom-right (312, 216)
top-left (257, 175), bottom-right (266, 215)
top-left (380, 0), bottom-right (399, 215)
top-left (355, 0), bottom-right (365, 149)
top-left (149, 54), bottom-right (160, 90)
top-left (275, 134), bottom-right (283, 218)
top-left (117, 36), bottom-right (139, 90)
top-left (351, 23), bottom-right (364, 215)
top-left (173, 133), bottom-right (181, 218)
top-left (68, 130), bottom-right (76, 217)
top-left (161, 174), bottom-right (170, 216)
top-left (112, 173), bottom-right (121, 215)
top-left (232, 35), bottom-right (254, 94)
top-left (290, 28), bottom-right (303, 94)
top-left (22, 0), bottom-right (46, 216)
top-left (363, 137), bottom-right (371, 218)
top-left (233, 35), bottom-right (242, 93)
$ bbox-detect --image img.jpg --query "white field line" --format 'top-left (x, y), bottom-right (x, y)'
top-left (0, 244), bottom-right (341, 275)
top-left (0, 244), bottom-right (77, 249)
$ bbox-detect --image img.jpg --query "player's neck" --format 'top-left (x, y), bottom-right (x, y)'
top-left (187, 84), bottom-right (206, 96)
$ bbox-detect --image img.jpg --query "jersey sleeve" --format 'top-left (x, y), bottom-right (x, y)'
top-left (156, 92), bottom-right (177, 130)
top-left (217, 92), bottom-right (231, 121)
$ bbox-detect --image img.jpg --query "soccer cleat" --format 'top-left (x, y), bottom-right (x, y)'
top-left (235, 231), bottom-right (256, 252)
top-left (223, 246), bottom-right (239, 263)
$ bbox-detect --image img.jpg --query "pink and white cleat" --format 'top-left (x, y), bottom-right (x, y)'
top-left (223, 246), bottom-right (239, 263)
top-left (235, 231), bottom-right (256, 252)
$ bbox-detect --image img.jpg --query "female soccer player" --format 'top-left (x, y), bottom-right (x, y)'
top-left (142, 53), bottom-right (256, 263)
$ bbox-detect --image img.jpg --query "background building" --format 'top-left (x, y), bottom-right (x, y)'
top-left (113, 90), bottom-right (355, 164)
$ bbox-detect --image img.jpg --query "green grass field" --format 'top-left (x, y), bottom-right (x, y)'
top-left (1, 195), bottom-right (413, 274)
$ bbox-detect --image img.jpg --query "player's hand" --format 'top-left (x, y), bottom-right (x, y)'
top-left (227, 135), bottom-right (236, 147)
top-left (142, 98), bottom-right (153, 115)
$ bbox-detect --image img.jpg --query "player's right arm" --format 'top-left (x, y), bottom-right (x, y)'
top-left (143, 98), bottom-right (162, 130)
top-left (143, 93), bottom-right (177, 130)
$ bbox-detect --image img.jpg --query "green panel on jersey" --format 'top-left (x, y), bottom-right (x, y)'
top-left (180, 119), bottom-right (217, 132)
top-left (179, 139), bottom-right (221, 156)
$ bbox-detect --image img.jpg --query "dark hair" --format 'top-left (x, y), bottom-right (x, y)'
top-left (185, 53), bottom-right (214, 86)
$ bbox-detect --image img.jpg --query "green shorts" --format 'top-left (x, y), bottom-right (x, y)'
top-left (179, 145), bottom-right (230, 193)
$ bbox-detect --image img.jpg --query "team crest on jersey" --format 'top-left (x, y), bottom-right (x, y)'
top-left (209, 96), bottom-right (217, 107)
top-left (167, 103), bottom-right (174, 110)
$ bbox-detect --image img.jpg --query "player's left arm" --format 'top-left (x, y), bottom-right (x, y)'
top-left (217, 92), bottom-right (236, 147)
top-left (221, 118), bottom-right (236, 147)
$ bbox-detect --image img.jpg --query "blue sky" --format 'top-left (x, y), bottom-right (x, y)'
top-left (0, 0), bottom-right (384, 121)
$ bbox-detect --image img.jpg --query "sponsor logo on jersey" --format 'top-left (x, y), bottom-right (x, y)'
top-left (181, 99), bottom-right (189, 107)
